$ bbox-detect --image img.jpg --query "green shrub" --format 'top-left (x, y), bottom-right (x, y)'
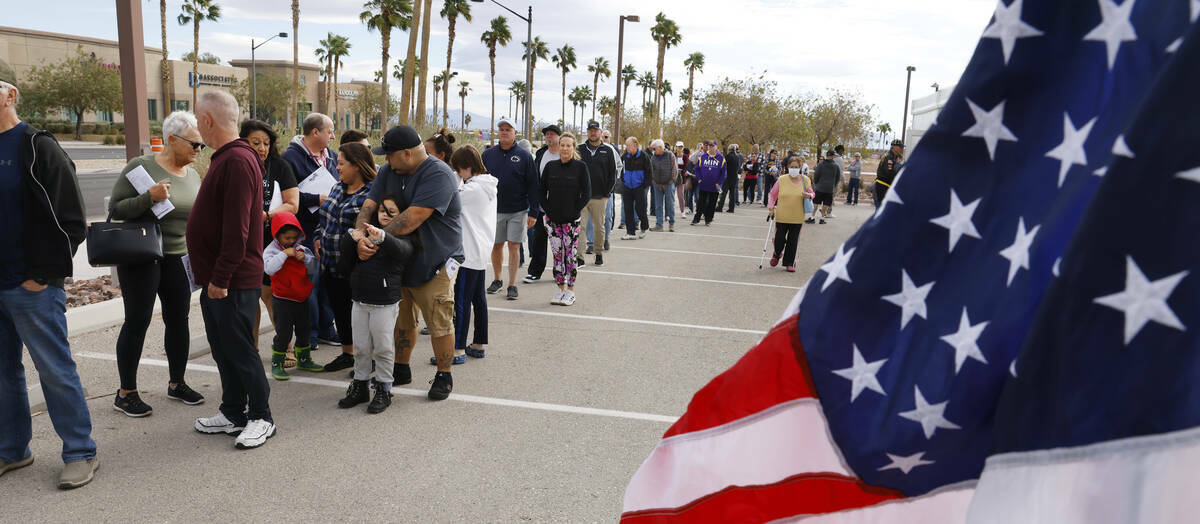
top-left (116, 135), bottom-right (126, 145)
top-left (102, 135), bottom-right (116, 145)
top-left (78, 123), bottom-right (96, 135)
top-left (93, 123), bottom-right (111, 135)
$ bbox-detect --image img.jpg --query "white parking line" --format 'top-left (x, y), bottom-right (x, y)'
top-left (659, 231), bottom-right (762, 241)
top-left (579, 269), bottom-right (801, 289)
top-left (76, 351), bottom-right (680, 424)
top-left (608, 245), bottom-right (761, 259)
top-left (489, 307), bottom-right (768, 335)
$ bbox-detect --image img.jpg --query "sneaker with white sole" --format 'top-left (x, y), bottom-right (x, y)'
top-left (621, 234), bottom-right (636, 240)
top-left (195, 413), bottom-right (245, 435)
top-left (560, 290), bottom-right (576, 306)
top-left (550, 290), bottom-right (566, 305)
top-left (234, 419), bottom-right (276, 449)
top-left (637, 230), bottom-right (646, 239)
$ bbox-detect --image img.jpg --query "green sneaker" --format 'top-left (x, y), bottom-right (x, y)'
top-left (294, 346), bottom-right (324, 372)
top-left (271, 351), bottom-right (290, 381)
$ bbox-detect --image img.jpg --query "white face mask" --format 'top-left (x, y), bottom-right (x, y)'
top-left (788, 167), bottom-right (802, 177)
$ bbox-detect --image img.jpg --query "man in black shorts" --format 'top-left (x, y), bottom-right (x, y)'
top-left (807, 150), bottom-right (841, 225)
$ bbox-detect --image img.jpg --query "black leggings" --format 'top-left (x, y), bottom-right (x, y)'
top-left (693, 190), bottom-right (719, 224)
top-left (743, 179), bottom-right (757, 203)
top-left (321, 272), bottom-right (353, 345)
top-left (115, 255), bottom-right (191, 390)
top-left (773, 222), bottom-right (804, 267)
top-left (272, 298), bottom-right (311, 352)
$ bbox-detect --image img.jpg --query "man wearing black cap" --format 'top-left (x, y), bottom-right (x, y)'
top-left (809, 150), bottom-right (840, 225)
top-left (875, 139), bottom-right (905, 208)
top-left (356, 125), bottom-right (464, 401)
top-left (524, 124), bottom-right (561, 282)
top-left (481, 118), bottom-right (539, 300)
top-left (578, 121), bottom-right (616, 265)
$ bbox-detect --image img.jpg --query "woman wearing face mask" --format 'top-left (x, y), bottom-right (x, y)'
top-left (766, 157), bottom-right (814, 272)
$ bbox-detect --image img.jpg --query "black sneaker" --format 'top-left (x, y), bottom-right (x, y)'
top-left (585, 245), bottom-right (594, 255)
top-left (506, 285), bottom-right (518, 300)
top-left (575, 256), bottom-right (586, 268)
top-left (805, 217), bottom-right (816, 224)
top-left (428, 372), bottom-right (453, 401)
top-left (394, 363), bottom-right (412, 385)
top-left (338, 379), bottom-right (370, 409)
top-left (603, 239), bottom-right (610, 251)
top-left (317, 334), bottom-right (341, 346)
top-left (113, 391), bottom-right (152, 417)
top-left (166, 383), bottom-right (205, 405)
top-left (522, 274), bottom-right (541, 283)
top-left (486, 280), bottom-right (503, 294)
top-left (594, 253), bottom-right (604, 266)
top-left (367, 381), bottom-right (393, 414)
top-left (323, 353), bottom-right (355, 372)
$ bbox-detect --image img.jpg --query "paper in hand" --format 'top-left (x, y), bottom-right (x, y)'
top-left (180, 254), bottom-right (203, 293)
top-left (125, 165), bottom-right (176, 219)
top-left (298, 166), bottom-right (337, 213)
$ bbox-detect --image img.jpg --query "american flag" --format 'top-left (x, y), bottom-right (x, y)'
top-left (622, 0), bottom-right (1200, 521)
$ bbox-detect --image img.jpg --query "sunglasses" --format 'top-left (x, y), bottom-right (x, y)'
top-left (173, 134), bottom-right (206, 151)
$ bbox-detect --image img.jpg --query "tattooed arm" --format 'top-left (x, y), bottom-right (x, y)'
top-left (382, 206), bottom-right (434, 236)
top-left (354, 198), bottom-right (379, 230)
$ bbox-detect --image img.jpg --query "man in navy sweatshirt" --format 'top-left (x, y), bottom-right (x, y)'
top-left (186, 91), bottom-right (274, 450)
top-left (481, 119), bottom-right (539, 301)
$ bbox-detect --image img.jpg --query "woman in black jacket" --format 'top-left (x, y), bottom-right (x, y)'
top-left (540, 133), bottom-right (592, 307)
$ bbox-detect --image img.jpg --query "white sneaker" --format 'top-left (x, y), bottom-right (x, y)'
top-left (621, 234), bottom-right (636, 240)
top-left (560, 290), bottom-right (576, 306)
top-left (550, 290), bottom-right (566, 305)
top-left (637, 230), bottom-right (646, 239)
top-left (194, 413), bottom-right (244, 435)
top-left (825, 213), bottom-right (836, 219)
top-left (234, 419), bottom-right (276, 449)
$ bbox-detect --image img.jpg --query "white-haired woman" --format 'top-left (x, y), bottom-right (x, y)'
top-left (107, 111), bottom-right (206, 416)
top-left (647, 139), bottom-right (677, 231)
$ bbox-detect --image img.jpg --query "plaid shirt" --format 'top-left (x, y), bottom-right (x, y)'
top-left (315, 181), bottom-right (371, 277)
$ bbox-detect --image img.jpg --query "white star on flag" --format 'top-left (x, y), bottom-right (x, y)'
top-left (1177, 166), bottom-right (1200, 184)
top-left (899, 386), bottom-right (962, 439)
top-left (940, 308), bottom-right (991, 373)
top-left (1093, 256), bottom-right (1190, 345)
top-left (981, 0), bottom-right (1044, 64)
top-left (819, 244), bottom-right (856, 292)
top-left (962, 99), bottom-right (1019, 160)
top-left (877, 451), bottom-right (935, 475)
top-left (1168, 0), bottom-right (1199, 53)
top-left (1045, 113), bottom-right (1098, 187)
top-left (929, 189), bottom-right (983, 252)
top-left (832, 345), bottom-right (888, 402)
top-left (882, 269), bottom-right (936, 329)
top-left (1083, 0), bottom-right (1139, 69)
top-left (999, 217), bottom-right (1041, 286)
top-left (1112, 134), bottom-right (1135, 158)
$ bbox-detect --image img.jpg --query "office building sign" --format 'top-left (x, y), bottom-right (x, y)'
top-left (188, 72), bottom-right (237, 87)
top-left (337, 89), bottom-right (359, 100)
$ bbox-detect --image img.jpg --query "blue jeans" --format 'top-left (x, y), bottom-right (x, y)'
top-left (846, 178), bottom-right (861, 204)
top-left (309, 270), bottom-right (337, 341)
top-left (0, 285), bottom-right (96, 464)
top-left (651, 183), bottom-right (676, 227)
top-left (604, 192), bottom-right (615, 234)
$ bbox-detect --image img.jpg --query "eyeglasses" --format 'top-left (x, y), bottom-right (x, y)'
top-left (173, 135), bottom-right (206, 151)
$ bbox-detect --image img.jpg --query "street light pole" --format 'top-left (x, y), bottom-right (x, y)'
top-left (901, 65), bottom-right (915, 144)
top-left (251, 32), bottom-right (288, 120)
top-left (613, 14), bottom-right (639, 142)
top-left (472, 0), bottom-right (533, 139)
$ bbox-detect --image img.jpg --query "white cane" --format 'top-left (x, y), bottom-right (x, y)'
top-left (758, 216), bottom-right (775, 270)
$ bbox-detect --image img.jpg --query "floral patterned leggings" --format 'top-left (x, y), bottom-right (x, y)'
top-left (545, 216), bottom-right (581, 288)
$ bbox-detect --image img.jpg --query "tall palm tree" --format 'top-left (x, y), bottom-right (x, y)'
top-left (432, 70), bottom-right (457, 120)
top-left (509, 80), bottom-right (524, 125)
top-left (415, 0), bottom-right (433, 124)
top-left (396, 57), bottom-right (421, 119)
top-left (440, 0), bottom-right (473, 128)
top-left (397, 0), bottom-right (421, 124)
top-left (587, 56), bottom-right (610, 122)
top-left (177, 0), bottom-right (221, 109)
top-left (291, 0), bottom-right (299, 129)
top-left (683, 52), bottom-right (704, 112)
top-left (568, 87), bottom-right (580, 131)
top-left (330, 35), bottom-right (351, 129)
top-left (458, 80), bottom-right (470, 129)
top-left (315, 33), bottom-right (336, 109)
top-left (659, 79), bottom-right (672, 121)
top-left (649, 12), bottom-right (681, 135)
top-left (637, 71), bottom-right (654, 110)
top-left (620, 64), bottom-right (636, 108)
top-left (361, 0), bottom-right (413, 130)
top-left (514, 80), bottom-right (527, 127)
top-left (552, 45), bottom-right (576, 127)
top-left (160, 0), bottom-right (171, 115)
top-left (597, 96), bottom-right (615, 127)
top-left (522, 36), bottom-right (549, 130)
top-left (481, 16), bottom-right (512, 145)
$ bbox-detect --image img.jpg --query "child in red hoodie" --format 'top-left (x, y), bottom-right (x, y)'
top-left (263, 211), bottom-right (322, 380)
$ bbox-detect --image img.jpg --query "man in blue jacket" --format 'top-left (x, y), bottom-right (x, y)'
top-left (690, 141), bottom-right (726, 226)
top-left (481, 118), bottom-right (539, 301)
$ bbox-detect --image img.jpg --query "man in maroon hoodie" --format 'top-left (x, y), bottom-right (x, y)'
top-left (185, 91), bottom-right (275, 449)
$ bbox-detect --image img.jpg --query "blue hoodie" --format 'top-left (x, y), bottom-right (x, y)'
top-left (695, 152), bottom-right (726, 192)
top-left (481, 142), bottom-right (541, 216)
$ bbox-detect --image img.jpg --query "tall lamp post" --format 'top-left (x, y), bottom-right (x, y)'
top-left (613, 14), bottom-right (640, 142)
top-left (901, 65), bottom-right (915, 144)
top-left (471, 0), bottom-right (533, 140)
top-left (251, 32), bottom-right (288, 120)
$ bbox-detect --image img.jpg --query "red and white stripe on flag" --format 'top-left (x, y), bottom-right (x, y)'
top-left (620, 314), bottom-right (972, 523)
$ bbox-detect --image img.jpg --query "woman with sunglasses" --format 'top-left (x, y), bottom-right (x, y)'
top-left (106, 111), bottom-right (206, 417)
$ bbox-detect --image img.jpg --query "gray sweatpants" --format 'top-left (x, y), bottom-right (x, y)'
top-left (352, 301), bottom-right (400, 384)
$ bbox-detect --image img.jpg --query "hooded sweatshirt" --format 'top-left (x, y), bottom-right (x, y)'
top-left (458, 173), bottom-right (499, 270)
top-left (282, 135), bottom-right (339, 246)
top-left (264, 211), bottom-right (317, 303)
top-left (336, 227), bottom-right (415, 305)
top-left (694, 152), bottom-right (727, 192)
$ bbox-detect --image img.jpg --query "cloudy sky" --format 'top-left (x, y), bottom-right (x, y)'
top-left (9, 0), bottom-right (996, 132)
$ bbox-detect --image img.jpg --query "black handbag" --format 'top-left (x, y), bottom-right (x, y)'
top-left (86, 212), bottom-right (164, 267)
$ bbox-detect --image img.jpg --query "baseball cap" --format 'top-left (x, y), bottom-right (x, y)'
top-left (825, 150), bottom-right (836, 157)
top-left (497, 117), bottom-right (517, 129)
top-left (587, 120), bottom-right (601, 130)
top-left (372, 125), bottom-right (423, 155)
top-left (0, 59), bottom-right (17, 87)
top-left (541, 124), bottom-right (562, 136)
top-left (674, 141), bottom-right (684, 147)
top-left (891, 139), bottom-right (906, 148)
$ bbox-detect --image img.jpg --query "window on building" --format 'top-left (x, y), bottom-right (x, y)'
top-left (355, 113), bottom-right (360, 130)
top-left (61, 106), bottom-right (78, 123)
top-left (345, 112), bottom-right (351, 130)
top-left (172, 100), bottom-right (189, 112)
top-left (97, 111), bottom-right (113, 123)
top-left (300, 75), bottom-right (306, 85)
top-left (297, 102), bottom-right (313, 130)
top-left (147, 99), bottom-right (158, 122)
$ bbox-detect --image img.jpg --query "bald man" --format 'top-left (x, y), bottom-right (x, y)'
top-left (187, 91), bottom-right (275, 449)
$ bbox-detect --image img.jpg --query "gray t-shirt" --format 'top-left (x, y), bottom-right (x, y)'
top-left (538, 151), bottom-right (560, 175)
top-left (369, 157), bottom-right (464, 287)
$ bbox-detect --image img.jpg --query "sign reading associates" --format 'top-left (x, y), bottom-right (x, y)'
top-left (188, 72), bottom-right (237, 87)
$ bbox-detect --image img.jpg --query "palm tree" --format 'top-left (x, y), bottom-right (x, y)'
top-left (637, 71), bottom-right (655, 110)
top-left (552, 45), bottom-right (576, 127)
top-left (330, 35), bottom-right (351, 128)
top-left (620, 64), bottom-right (636, 108)
top-left (568, 87), bottom-right (581, 131)
top-left (513, 80), bottom-right (527, 128)
top-left (659, 79), bottom-right (672, 121)
top-left (315, 33), bottom-right (336, 109)
top-left (509, 80), bottom-right (524, 126)
top-left (481, 16), bottom-right (512, 145)
top-left (395, 57), bottom-right (420, 119)
top-left (397, 0), bottom-right (421, 124)
top-left (587, 57), bottom-right (610, 123)
top-left (440, 0), bottom-right (473, 128)
top-left (160, 1), bottom-right (171, 115)
top-left (415, 0), bottom-right (433, 125)
top-left (177, 0), bottom-right (221, 109)
top-left (522, 36), bottom-right (549, 130)
top-left (361, 0), bottom-right (413, 130)
top-left (597, 96), bottom-right (615, 127)
top-left (291, 0), bottom-right (300, 129)
top-left (432, 70), bottom-right (457, 120)
top-left (683, 52), bottom-right (704, 112)
top-left (649, 12), bottom-right (681, 135)
top-left (458, 80), bottom-right (470, 129)
top-left (572, 86), bottom-right (592, 131)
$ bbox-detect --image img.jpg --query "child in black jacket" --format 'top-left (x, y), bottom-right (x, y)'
top-left (335, 197), bottom-right (415, 414)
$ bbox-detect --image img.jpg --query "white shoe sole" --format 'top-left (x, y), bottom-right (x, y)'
top-left (235, 425), bottom-right (276, 449)
top-left (195, 420), bottom-right (244, 435)
top-left (113, 404), bottom-right (152, 418)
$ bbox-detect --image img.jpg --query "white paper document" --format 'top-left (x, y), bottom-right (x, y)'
top-left (298, 166), bottom-right (337, 213)
top-left (124, 165), bottom-right (176, 219)
top-left (180, 254), bottom-right (203, 293)
top-left (269, 181), bottom-right (283, 212)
